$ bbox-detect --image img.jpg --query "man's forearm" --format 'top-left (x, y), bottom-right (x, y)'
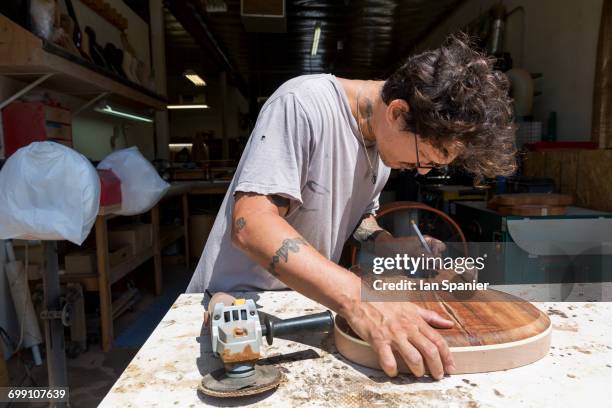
top-left (232, 210), bottom-right (361, 315)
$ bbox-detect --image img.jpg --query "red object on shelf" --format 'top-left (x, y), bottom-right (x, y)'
top-left (97, 169), bottom-right (122, 207)
top-left (2, 101), bottom-right (72, 158)
top-left (524, 141), bottom-right (598, 151)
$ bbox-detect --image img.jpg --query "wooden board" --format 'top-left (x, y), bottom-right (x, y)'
top-left (488, 193), bottom-right (572, 208)
top-left (495, 205), bottom-right (567, 216)
top-left (334, 288), bottom-right (551, 374)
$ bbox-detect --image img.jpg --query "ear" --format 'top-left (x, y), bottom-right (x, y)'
top-left (386, 99), bottom-right (409, 125)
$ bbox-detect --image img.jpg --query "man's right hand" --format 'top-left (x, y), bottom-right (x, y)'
top-left (343, 301), bottom-right (456, 380)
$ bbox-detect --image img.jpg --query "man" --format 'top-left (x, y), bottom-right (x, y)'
top-left (187, 34), bottom-right (516, 380)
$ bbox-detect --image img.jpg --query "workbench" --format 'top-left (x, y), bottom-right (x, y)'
top-left (99, 288), bottom-right (612, 407)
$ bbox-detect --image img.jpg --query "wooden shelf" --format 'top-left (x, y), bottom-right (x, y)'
top-left (111, 287), bottom-right (139, 320)
top-left (110, 247), bottom-right (154, 284)
top-left (0, 15), bottom-right (166, 110)
top-left (160, 225), bottom-right (184, 248)
top-left (60, 247), bottom-right (155, 290)
top-left (60, 272), bottom-right (99, 291)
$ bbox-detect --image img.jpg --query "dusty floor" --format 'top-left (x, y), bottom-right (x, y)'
top-left (5, 263), bottom-right (192, 408)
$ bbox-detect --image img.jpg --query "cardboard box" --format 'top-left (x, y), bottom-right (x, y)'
top-left (45, 105), bottom-right (71, 124)
top-left (98, 169), bottom-right (122, 207)
top-left (2, 102), bottom-right (72, 158)
top-left (189, 214), bottom-right (216, 258)
top-left (46, 124), bottom-right (72, 141)
top-left (64, 244), bottom-right (132, 274)
top-left (65, 250), bottom-right (96, 275)
top-left (109, 224), bottom-right (152, 255)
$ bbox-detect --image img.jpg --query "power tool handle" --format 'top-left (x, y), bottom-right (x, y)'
top-left (264, 311), bottom-right (334, 345)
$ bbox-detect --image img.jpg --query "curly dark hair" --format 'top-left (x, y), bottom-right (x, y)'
top-left (381, 33), bottom-right (517, 178)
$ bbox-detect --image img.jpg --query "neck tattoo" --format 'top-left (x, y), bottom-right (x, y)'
top-left (356, 88), bottom-right (378, 185)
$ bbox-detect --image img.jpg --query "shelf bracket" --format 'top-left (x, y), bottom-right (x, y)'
top-left (73, 92), bottom-right (109, 116)
top-left (0, 73), bottom-right (55, 110)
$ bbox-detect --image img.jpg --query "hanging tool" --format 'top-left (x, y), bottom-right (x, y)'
top-left (4, 241), bottom-right (43, 365)
top-left (199, 292), bottom-right (334, 398)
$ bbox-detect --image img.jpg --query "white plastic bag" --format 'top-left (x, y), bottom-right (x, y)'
top-left (0, 142), bottom-right (100, 245)
top-left (97, 147), bottom-right (169, 216)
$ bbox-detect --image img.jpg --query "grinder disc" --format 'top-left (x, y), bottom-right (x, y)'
top-left (199, 365), bottom-right (283, 398)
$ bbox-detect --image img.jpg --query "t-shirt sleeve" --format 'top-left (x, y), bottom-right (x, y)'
top-left (364, 193), bottom-right (381, 215)
top-left (234, 94), bottom-right (311, 205)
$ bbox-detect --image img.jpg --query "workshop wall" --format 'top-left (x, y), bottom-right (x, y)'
top-left (418, 0), bottom-right (603, 142)
top-left (72, 113), bottom-right (154, 161)
top-left (523, 149), bottom-right (612, 212)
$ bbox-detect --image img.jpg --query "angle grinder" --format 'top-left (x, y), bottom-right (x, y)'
top-left (199, 292), bottom-right (334, 398)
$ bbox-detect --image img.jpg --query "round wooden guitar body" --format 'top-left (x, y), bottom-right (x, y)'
top-left (334, 289), bottom-right (551, 374)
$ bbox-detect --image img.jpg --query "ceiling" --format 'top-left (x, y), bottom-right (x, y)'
top-left (164, 0), bottom-right (463, 101)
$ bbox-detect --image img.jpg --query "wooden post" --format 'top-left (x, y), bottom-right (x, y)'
top-left (95, 215), bottom-right (113, 352)
top-left (182, 193), bottom-right (190, 268)
top-left (151, 205), bottom-right (163, 296)
top-left (149, 0), bottom-right (170, 160)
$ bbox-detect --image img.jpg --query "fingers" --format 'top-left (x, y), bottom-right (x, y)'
top-left (353, 302), bottom-right (456, 381)
top-left (418, 308), bottom-right (455, 329)
top-left (408, 331), bottom-right (445, 380)
top-left (424, 236), bottom-right (446, 256)
top-left (419, 323), bottom-right (456, 375)
top-left (374, 342), bottom-right (399, 377)
top-left (393, 339), bottom-right (425, 377)
top-left (203, 311), bottom-right (210, 326)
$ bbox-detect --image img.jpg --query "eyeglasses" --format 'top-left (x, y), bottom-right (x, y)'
top-left (413, 133), bottom-right (449, 174)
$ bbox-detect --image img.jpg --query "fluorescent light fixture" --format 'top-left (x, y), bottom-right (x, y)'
top-left (205, 0), bottom-right (227, 13)
top-left (94, 105), bottom-right (153, 123)
top-left (167, 104), bottom-right (209, 109)
top-left (311, 23), bottom-right (321, 56)
top-left (184, 70), bottom-right (206, 86)
top-left (169, 143), bottom-right (193, 148)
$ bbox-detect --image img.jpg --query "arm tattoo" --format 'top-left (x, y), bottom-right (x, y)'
top-left (235, 217), bottom-right (246, 231)
top-left (353, 216), bottom-right (384, 243)
top-left (364, 98), bottom-right (375, 139)
top-left (268, 237), bottom-right (309, 277)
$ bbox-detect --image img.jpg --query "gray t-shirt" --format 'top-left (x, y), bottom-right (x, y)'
top-left (186, 74), bottom-right (391, 292)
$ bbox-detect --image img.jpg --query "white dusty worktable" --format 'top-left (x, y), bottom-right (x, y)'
top-left (100, 286), bottom-right (612, 407)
